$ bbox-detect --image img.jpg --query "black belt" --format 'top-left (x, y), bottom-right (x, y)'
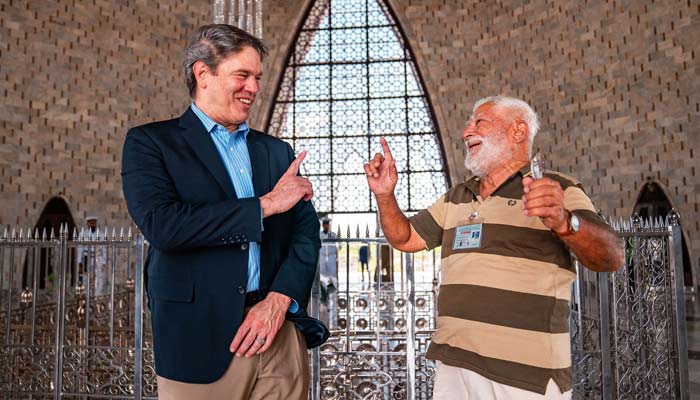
top-left (244, 290), bottom-right (264, 308)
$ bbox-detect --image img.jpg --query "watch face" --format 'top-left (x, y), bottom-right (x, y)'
top-left (570, 214), bottom-right (580, 232)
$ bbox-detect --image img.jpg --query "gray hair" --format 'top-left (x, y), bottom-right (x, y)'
top-left (183, 24), bottom-right (267, 98)
top-left (473, 96), bottom-right (540, 156)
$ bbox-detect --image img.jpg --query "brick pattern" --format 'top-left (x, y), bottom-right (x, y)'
top-left (0, 0), bottom-right (210, 227)
top-left (1, 0), bottom-right (699, 274)
top-left (387, 0), bottom-right (700, 272)
top-left (254, 0), bottom-right (700, 275)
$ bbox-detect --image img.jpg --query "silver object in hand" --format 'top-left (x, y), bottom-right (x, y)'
top-left (531, 152), bottom-right (547, 180)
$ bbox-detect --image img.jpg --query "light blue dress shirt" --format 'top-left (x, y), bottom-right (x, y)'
top-left (191, 104), bottom-right (298, 313)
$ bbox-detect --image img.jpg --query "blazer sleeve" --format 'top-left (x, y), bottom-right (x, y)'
top-left (121, 126), bottom-right (262, 252)
top-left (268, 145), bottom-right (321, 308)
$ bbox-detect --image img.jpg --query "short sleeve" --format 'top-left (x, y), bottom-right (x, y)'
top-left (563, 185), bottom-right (604, 225)
top-left (409, 194), bottom-right (447, 250)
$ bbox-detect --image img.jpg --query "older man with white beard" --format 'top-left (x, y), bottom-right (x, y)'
top-left (364, 96), bottom-right (623, 400)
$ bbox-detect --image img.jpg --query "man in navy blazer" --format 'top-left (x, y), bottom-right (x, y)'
top-left (121, 25), bottom-right (325, 399)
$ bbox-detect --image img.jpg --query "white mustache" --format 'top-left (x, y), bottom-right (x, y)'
top-left (464, 136), bottom-right (486, 156)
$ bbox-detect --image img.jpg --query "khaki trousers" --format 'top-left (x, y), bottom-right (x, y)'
top-left (432, 361), bottom-right (572, 400)
top-left (157, 321), bottom-right (309, 400)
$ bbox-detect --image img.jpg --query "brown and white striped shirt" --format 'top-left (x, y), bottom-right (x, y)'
top-left (409, 166), bottom-right (603, 394)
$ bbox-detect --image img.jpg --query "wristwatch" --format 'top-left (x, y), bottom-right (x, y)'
top-left (557, 210), bottom-right (580, 237)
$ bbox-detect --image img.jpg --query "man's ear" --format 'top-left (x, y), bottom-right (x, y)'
top-left (192, 61), bottom-right (210, 91)
top-left (510, 120), bottom-right (529, 144)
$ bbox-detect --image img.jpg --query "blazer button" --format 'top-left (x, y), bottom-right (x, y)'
top-left (237, 286), bottom-right (245, 294)
top-left (240, 243), bottom-right (248, 250)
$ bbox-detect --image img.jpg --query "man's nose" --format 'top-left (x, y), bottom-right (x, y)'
top-left (462, 122), bottom-right (475, 140)
top-left (245, 77), bottom-right (259, 94)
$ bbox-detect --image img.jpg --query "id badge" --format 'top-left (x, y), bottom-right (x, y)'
top-left (452, 223), bottom-right (483, 250)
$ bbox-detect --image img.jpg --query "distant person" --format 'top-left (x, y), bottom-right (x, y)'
top-left (319, 217), bottom-right (339, 328)
top-left (358, 245), bottom-right (370, 283)
top-left (77, 216), bottom-right (107, 295)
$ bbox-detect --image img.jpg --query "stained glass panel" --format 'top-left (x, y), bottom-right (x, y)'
top-left (267, 0), bottom-right (448, 213)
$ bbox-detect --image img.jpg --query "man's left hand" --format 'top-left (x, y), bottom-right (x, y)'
top-left (521, 176), bottom-right (568, 233)
top-left (229, 291), bottom-right (291, 357)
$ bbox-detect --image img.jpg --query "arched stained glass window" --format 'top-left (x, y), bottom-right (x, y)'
top-left (267, 0), bottom-right (448, 213)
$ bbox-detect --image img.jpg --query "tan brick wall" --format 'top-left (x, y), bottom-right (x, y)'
top-left (0, 0), bottom-right (211, 228)
top-left (387, 0), bottom-right (700, 274)
top-left (1, 0), bottom-right (699, 274)
top-left (252, 0), bottom-right (700, 276)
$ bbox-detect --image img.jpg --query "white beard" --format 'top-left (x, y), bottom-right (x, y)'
top-left (464, 133), bottom-right (513, 177)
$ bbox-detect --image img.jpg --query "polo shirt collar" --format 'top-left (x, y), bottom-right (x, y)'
top-left (463, 162), bottom-right (534, 198)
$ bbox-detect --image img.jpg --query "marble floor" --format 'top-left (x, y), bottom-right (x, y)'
top-left (687, 296), bottom-right (700, 399)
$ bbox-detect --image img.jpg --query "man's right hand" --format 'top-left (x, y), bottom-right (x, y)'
top-left (364, 138), bottom-right (398, 197)
top-left (260, 150), bottom-right (314, 218)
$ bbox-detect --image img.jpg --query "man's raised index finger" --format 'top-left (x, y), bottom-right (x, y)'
top-left (379, 138), bottom-right (394, 161)
top-left (283, 150), bottom-right (307, 176)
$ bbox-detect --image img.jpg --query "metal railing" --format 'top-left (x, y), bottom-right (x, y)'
top-left (0, 212), bottom-right (690, 399)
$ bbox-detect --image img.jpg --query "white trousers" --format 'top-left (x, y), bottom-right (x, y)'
top-left (432, 361), bottom-right (572, 400)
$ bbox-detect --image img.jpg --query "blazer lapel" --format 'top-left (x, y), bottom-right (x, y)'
top-left (178, 108), bottom-right (237, 199)
top-left (247, 130), bottom-right (271, 197)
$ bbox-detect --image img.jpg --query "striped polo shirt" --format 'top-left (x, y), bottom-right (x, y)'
top-left (409, 165), bottom-right (603, 394)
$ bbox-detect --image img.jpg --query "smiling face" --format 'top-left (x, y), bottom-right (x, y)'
top-left (193, 46), bottom-right (262, 131)
top-left (462, 103), bottom-right (515, 177)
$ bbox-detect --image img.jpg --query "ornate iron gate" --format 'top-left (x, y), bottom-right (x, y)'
top-left (0, 214), bottom-right (690, 399)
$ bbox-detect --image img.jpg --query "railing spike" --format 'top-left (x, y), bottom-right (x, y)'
top-left (42, 227), bottom-right (47, 241)
top-left (366, 224), bottom-right (370, 238)
top-left (346, 225), bottom-right (351, 239)
top-left (19, 227), bottom-right (24, 241)
top-left (112, 227), bottom-right (117, 240)
top-left (355, 224), bottom-right (360, 238)
top-left (33, 228), bottom-right (39, 241)
top-left (127, 226), bottom-right (132, 240)
top-left (49, 227), bottom-right (55, 240)
top-left (11, 228), bottom-right (16, 240)
top-left (80, 227), bottom-right (85, 241)
top-left (72, 227), bottom-right (78, 240)
top-left (336, 224), bottom-right (341, 238)
top-left (119, 227), bottom-right (124, 240)
top-left (3, 227), bottom-right (8, 240)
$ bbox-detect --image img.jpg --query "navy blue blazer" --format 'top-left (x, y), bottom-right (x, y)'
top-left (121, 108), bottom-right (323, 383)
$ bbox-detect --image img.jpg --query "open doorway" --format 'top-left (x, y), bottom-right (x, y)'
top-left (22, 197), bottom-right (77, 289)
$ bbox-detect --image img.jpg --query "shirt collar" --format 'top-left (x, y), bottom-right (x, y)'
top-left (190, 103), bottom-right (250, 137)
top-left (464, 163), bottom-right (534, 197)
